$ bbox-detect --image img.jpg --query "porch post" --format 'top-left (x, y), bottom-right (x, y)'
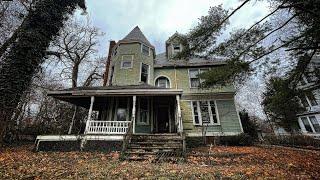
top-left (176, 95), bottom-right (183, 133)
top-left (85, 96), bottom-right (95, 134)
top-left (132, 96), bottom-right (137, 134)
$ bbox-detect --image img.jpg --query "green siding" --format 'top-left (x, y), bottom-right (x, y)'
top-left (154, 68), bottom-right (235, 94)
top-left (181, 99), bottom-right (242, 134)
top-left (111, 43), bottom-right (154, 86)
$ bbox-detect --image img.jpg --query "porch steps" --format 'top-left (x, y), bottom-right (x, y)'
top-left (124, 134), bottom-right (185, 162)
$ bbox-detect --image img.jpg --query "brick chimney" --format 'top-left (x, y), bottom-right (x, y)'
top-left (103, 40), bottom-right (116, 86)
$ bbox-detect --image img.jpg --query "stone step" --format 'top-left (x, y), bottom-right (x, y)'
top-left (128, 146), bottom-right (182, 150)
top-left (130, 141), bottom-right (182, 145)
top-left (131, 136), bottom-right (183, 141)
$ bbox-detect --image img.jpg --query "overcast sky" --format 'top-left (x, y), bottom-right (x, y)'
top-left (84, 0), bottom-right (271, 55)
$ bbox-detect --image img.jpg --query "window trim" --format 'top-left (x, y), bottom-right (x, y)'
top-left (190, 100), bottom-right (220, 126)
top-left (299, 115), bottom-right (320, 133)
top-left (154, 75), bottom-right (171, 88)
top-left (120, 55), bottom-right (134, 69)
top-left (188, 68), bottom-right (210, 88)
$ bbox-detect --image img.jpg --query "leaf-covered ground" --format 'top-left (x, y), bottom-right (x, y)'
top-left (0, 144), bottom-right (320, 179)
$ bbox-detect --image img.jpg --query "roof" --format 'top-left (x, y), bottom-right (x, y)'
top-left (154, 52), bottom-right (228, 68)
top-left (47, 84), bottom-right (183, 97)
top-left (118, 26), bottom-right (154, 48)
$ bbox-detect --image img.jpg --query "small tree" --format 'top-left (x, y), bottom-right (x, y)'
top-left (239, 109), bottom-right (259, 140)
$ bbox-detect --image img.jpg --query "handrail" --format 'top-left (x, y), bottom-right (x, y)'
top-left (121, 121), bottom-right (133, 155)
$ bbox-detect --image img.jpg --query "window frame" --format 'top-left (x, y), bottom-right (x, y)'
top-left (120, 55), bottom-right (134, 69)
top-left (155, 76), bottom-right (171, 88)
top-left (191, 100), bottom-right (220, 126)
top-left (188, 68), bottom-right (210, 88)
top-left (299, 115), bottom-right (320, 133)
top-left (141, 44), bottom-right (150, 56)
top-left (172, 43), bottom-right (182, 54)
top-left (140, 63), bottom-right (149, 83)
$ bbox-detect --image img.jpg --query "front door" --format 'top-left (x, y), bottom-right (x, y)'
top-left (156, 106), bottom-right (170, 133)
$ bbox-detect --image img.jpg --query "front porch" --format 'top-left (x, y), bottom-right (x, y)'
top-left (47, 86), bottom-right (184, 136)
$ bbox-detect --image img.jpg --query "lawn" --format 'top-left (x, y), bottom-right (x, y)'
top-left (0, 144), bottom-right (320, 179)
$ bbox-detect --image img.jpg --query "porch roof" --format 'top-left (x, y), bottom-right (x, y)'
top-left (47, 85), bottom-right (182, 109)
top-left (48, 84), bottom-right (183, 97)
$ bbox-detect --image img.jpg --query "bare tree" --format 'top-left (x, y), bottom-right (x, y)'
top-left (48, 18), bottom-right (105, 134)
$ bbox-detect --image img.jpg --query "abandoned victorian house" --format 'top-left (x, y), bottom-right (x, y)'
top-left (35, 26), bottom-right (243, 158)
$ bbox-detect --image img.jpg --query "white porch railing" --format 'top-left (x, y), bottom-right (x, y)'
top-left (86, 121), bottom-right (131, 135)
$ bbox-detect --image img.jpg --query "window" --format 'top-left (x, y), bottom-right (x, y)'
top-left (141, 44), bottom-right (150, 56)
top-left (155, 77), bottom-right (170, 88)
top-left (121, 55), bottom-right (133, 69)
top-left (301, 117), bottom-right (313, 132)
top-left (306, 91), bottom-right (318, 106)
top-left (116, 98), bottom-right (129, 121)
top-left (192, 100), bottom-right (219, 125)
top-left (173, 44), bottom-right (181, 53)
top-left (310, 116), bottom-right (320, 133)
top-left (189, 69), bottom-right (209, 88)
top-left (300, 116), bottom-right (320, 133)
top-left (138, 98), bottom-right (149, 125)
top-left (140, 63), bottom-right (149, 83)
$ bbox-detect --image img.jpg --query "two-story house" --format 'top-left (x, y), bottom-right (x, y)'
top-left (297, 55), bottom-right (320, 137)
top-left (36, 26), bottom-right (243, 154)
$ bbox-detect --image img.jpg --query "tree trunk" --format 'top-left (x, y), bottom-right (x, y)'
top-left (0, 0), bottom-right (86, 144)
top-left (72, 64), bottom-right (79, 88)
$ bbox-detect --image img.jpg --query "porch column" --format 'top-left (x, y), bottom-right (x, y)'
top-left (132, 96), bottom-right (137, 134)
top-left (85, 96), bottom-right (95, 134)
top-left (176, 95), bottom-right (183, 133)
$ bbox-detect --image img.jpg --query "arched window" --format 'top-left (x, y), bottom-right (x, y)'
top-left (155, 76), bottom-right (170, 88)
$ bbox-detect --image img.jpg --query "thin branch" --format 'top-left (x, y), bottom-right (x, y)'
top-left (239, 13), bottom-right (298, 58)
top-left (248, 34), bottom-right (305, 64)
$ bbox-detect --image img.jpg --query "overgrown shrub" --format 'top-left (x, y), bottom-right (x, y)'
top-left (239, 110), bottom-right (259, 140)
top-left (264, 134), bottom-right (320, 148)
top-left (220, 133), bottom-right (254, 146)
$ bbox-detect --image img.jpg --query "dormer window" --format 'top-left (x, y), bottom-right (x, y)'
top-left (173, 44), bottom-right (181, 53)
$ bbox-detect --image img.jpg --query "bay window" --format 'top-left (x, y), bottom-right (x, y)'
top-left (191, 100), bottom-right (219, 125)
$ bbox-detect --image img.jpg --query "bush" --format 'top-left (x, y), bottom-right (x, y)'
top-left (220, 133), bottom-right (254, 146)
top-left (264, 134), bottom-right (320, 148)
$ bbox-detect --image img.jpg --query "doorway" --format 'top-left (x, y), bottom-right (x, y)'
top-left (156, 106), bottom-right (170, 133)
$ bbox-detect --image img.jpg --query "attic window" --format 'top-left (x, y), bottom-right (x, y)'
top-left (173, 44), bottom-right (181, 53)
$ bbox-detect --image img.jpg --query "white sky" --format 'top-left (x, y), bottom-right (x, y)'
top-left (85, 0), bottom-right (270, 55)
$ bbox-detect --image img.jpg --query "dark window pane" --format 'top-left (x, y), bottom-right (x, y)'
top-left (200, 101), bottom-right (210, 124)
top-left (210, 101), bottom-right (218, 123)
top-left (192, 102), bottom-right (199, 124)
top-left (310, 116), bottom-right (320, 133)
top-left (141, 64), bottom-right (149, 83)
top-left (301, 117), bottom-right (313, 132)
